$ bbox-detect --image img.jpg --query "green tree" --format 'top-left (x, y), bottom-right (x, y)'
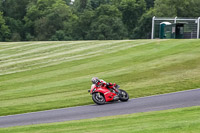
top-left (65, 0), bottom-right (72, 5)
top-left (95, 3), bottom-right (121, 17)
top-left (73, 10), bottom-right (95, 40)
top-left (3, 0), bottom-right (31, 20)
top-left (73, 0), bottom-right (112, 12)
top-left (154, 0), bottom-right (176, 17)
top-left (154, 0), bottom-right (200, 17)
top-left (88, 5), bottom-right (127, 40)
top-left (89, 16), bottom-right (127, 40)
top-left (145, 0), bottom-right (155, 9)
top-left (110, 0), bottom-right (122, 6)
top-left (119, 0), bottom-right (146, 38)
top-left (184, 0), bottom-right (200, 17)
top-left (0, 12), bottom-right (10, 41)
top-left (90, 0), bottom-right (111, 9)
top-left (0, 1), bottom-right (3, 11)
top-left (132, 9), bottom-right (155, 39)
top-left (5, 17), bottom-right (23, 41)
top-left (25, 0), bottom-right (77, 41)
top-left (1, 0), bottom-right (32, 41)
top-left (73, 0), bottom-right (92, 12)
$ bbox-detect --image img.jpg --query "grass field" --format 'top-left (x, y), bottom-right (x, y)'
top-left (0, 106), bottom-right (200, 133)
top-left (0, 39), bottom-right (200, 116)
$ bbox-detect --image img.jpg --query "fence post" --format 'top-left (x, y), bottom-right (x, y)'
top-left (151, 16), bottom-right (155, 39)
top-left (197, 17), bottom-right (200, 39)
top-left (174, 16), bottom-right (177, 23)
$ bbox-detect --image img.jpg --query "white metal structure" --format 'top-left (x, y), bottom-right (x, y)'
top-left (197, 17), bottom-right (200, 39)
top-left (151, 16), bottom-right (200, 39)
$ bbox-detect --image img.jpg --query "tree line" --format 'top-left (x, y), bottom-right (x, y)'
top-left (0, 0), bottom-right (200, 41)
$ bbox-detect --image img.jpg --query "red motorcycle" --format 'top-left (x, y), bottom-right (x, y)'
top-left (88, 84), bottom-right (129, 105)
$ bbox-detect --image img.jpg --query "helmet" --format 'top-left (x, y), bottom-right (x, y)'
top-left (91, 77), bottom-right (100, 84)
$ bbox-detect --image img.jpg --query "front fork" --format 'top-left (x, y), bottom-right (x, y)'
top-left (114, 88), bottom-right (120, 94)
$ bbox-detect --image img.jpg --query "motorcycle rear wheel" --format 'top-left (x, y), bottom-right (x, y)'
top-left (92, 93), bottom-right (106, 105)
top-left (119, 89), bottom-right (129, 102)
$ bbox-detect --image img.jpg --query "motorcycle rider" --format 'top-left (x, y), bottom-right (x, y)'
top-left (91, 77), bottom-right (118, 93)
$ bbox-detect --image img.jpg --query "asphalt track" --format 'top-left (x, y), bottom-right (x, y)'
top-left (0, 88), bottom-right (200, 128)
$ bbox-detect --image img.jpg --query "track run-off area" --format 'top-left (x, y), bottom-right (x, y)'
top-left (1, 40), bottom-right (200, 131)
top-left (0, 88), bottom-right (200, 128)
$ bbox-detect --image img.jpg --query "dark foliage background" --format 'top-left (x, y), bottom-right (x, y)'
top-left (0, 0), bottom-right (199, 41)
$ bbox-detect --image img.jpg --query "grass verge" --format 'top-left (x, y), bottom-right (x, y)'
top-left (0, 106), bottom-right (200, 133)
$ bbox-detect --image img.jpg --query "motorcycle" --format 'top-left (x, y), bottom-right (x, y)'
top-left (88, 84), bottom-right (129, 105)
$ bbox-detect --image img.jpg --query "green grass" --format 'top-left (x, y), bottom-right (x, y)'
top-left (0, 106), bottom-right (200, 133)
top-left (0, 39), bottom-right (200, 116)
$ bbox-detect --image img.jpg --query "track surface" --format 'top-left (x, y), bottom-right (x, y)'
top-left (0, 89), bottom-right (200, 128)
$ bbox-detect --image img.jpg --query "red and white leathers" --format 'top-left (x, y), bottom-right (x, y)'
top-left (92, 78), bottom-right (118, 92)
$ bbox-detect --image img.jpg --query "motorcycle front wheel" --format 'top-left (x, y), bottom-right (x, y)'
top-left (92, 93), bottom-right (106, 105)
top-left (119, 89), bottom-right (129, 102)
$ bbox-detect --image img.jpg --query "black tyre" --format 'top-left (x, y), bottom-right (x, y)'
top-left (92, 93), bottom-right (106, 105)
top-left (119, 89), bottom-right (129, 102)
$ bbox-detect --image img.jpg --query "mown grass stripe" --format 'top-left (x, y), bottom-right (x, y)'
top-left (0, 40), bottom-right (133, 62)
top-left (0, 42), bottom-right (94, 63)
top-left (0, 42), bottom-right (54, 54)
top-left (0, 41), bottom-right (91, 59)
top-left (0, 40), bottom-right (154, 80)
top-left (0, 40), bottom-right (149, 75)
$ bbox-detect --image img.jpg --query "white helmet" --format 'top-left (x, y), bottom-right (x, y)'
top-left (91, 77), bottom-right (100, 84)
